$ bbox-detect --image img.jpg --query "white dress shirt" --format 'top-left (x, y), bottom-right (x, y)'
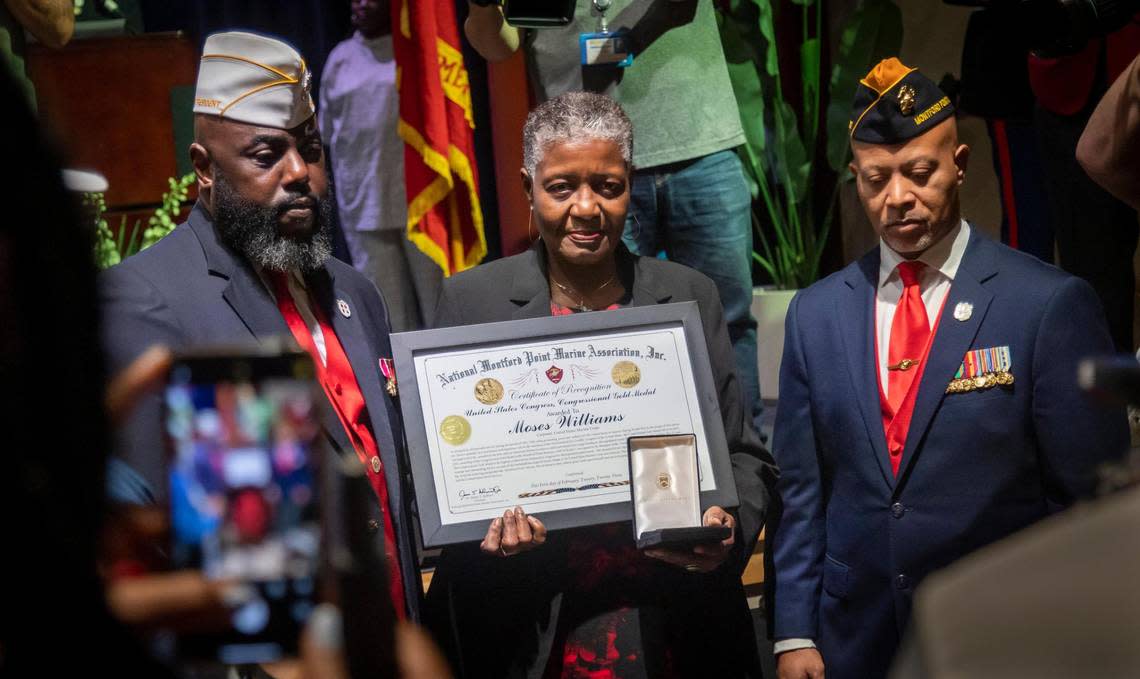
top-left (875, 220), bottom-right (970, 398)
top-left (263, 268), bottom-right (327, 367)
top-left (773, 219), bottom-right (970, 657)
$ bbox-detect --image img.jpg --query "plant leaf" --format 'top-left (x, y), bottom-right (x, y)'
top-left (825, 0), bottom-right (903, 172)
top-left (774, 98), bottom-right (810, 205)
top-left (125, 218), bottom-right (143, 258)
top-left (800, 37), bottom-right (821, 155)
top-left (754, 0), bottom-right (780, 79)
top-left (718, 4), bottom-right (768, 197)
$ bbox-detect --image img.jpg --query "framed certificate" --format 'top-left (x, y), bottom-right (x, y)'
top-left (391, 301), bottom-right (738, 547)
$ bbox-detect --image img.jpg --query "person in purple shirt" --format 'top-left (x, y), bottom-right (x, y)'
top-left (320, 0), bottom-right (440, 332)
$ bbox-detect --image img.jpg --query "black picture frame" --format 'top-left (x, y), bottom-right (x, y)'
top-left (391, 301), bottom-right (738, 547)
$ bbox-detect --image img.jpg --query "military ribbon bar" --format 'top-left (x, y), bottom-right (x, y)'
top-left (954, 345), bottom-right (1011, 379)
top-left (948, 346), bottom-right (1014, 394)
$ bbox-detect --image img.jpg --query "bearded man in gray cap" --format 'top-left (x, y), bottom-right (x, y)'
top-left (100, 31), bottom-right (422, 621)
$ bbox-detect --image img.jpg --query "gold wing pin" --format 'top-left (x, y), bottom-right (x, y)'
top-left (887, 358), bottom-right (919, 371)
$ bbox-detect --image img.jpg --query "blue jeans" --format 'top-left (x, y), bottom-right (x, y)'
top-left (622, 149), bottom-right (763, 432)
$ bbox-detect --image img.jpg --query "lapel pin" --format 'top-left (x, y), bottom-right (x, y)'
top-left (337, 299), bottom-right (351, 318)
top-left (953, 301), bottom-right (973, 322)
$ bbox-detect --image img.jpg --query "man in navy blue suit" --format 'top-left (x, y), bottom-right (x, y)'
top-left (100, 31), bottom-right (422, 620)
top-left (770, 58), bottom-right (1129, 679)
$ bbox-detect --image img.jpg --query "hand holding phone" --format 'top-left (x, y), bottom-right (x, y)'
top-left (164, 349), bottom-right (322, 665)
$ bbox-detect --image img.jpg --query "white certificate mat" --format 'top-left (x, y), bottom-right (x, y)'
top-left (415, 326), bottom-right (715, 525)
top-left (391, 302), bottom-right (738, 546)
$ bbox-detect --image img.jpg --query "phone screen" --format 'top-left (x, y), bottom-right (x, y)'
top-left (165, 352), bottom-right (321, 664)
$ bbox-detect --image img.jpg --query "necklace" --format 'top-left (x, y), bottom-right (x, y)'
top-left (551, 274), bottom-right (617, 312)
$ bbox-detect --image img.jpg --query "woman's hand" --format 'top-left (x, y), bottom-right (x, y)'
top-left (480, 506), bottom-right (547, 557)
top-left (643, 506), bottom-right (736, 573)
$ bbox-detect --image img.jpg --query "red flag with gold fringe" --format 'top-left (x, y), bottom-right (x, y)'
top-left (392, 0), bottom-right (486, 276)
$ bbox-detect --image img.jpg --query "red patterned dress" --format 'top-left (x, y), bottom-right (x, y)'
top-left (543, 301), bottom-right (677, 679)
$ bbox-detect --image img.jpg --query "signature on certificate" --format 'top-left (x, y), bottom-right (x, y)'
top-left (458, 486), bottom-right (502, 499)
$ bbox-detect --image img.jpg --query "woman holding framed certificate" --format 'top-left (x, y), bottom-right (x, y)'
top-left (423, 91), bottom-right (777, 677)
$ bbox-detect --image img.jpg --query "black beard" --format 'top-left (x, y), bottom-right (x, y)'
top-left (211, 171), bottom-right (333, 273)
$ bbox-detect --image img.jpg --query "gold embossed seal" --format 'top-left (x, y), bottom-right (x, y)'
top-left (611, 360), bottom-right (641, 388)
top-left (657, 472), bottom-right (671, 489)
top-left (474, 377), bottom-right (504, 405)
top-left (439, 415), bottom-right (471, 445)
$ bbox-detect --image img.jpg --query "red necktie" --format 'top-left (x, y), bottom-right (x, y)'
top-left (887, 261), bottom-right (929, 411)
top-left (883, 261), bottom-right (929, 475)
top-left (270, 271), bottom-right (407, 618)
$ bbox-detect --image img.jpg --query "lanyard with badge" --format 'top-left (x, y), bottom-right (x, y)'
top-left (579, 0), bottom-right (634, 68)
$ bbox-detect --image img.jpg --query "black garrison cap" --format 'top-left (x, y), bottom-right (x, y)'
top-left (850, 57), bottom-right (954, 144)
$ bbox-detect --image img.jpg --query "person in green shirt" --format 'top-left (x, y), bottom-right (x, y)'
top-left (466, 0), bottom-right (763, 432)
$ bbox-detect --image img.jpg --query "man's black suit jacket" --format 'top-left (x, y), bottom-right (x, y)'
top-left (99, 203), bottom-right (422, 619)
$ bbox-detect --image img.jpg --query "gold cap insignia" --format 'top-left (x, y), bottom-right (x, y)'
top-left (897, 84), bottom-right (917, 116)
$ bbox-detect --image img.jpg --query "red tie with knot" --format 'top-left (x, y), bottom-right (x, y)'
top-left (887, 260), bottom-right (929, 410)
top-left (268, 271), bottom-right (407, 618)
top-left (884, 260), bottom-right (929, 475)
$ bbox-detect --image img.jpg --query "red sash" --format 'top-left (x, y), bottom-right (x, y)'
top-left (270, 273), bottom-right (407, 619)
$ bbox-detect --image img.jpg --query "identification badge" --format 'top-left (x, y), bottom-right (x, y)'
top-left (579, 29), bottom-right (634, 67)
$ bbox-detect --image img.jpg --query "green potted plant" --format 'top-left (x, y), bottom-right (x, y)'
top-left (90, 172), bottom-right (196, 269)
top-left (719, 0), bottom-right (902, 397)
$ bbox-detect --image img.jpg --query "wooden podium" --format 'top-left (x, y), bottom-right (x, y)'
top-left (27, 32), bottom-right (199, 222)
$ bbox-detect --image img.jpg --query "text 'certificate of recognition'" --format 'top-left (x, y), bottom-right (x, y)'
top-left (414, 326), bottom-right (715, 526)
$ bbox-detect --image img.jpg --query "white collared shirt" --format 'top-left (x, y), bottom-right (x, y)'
top-left (262, 268), bottom-right (328, 367)
top-left (875, 219), bottom-right (970, 397)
